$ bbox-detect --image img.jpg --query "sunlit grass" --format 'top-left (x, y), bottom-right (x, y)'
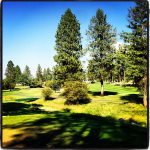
top-left (2, 82), bottom-right (147, 148)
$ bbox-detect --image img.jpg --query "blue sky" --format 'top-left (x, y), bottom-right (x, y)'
top-left (2, 1), bottom-right (135, 79)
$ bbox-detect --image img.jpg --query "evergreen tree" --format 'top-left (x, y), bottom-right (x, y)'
top-left (24, 65), bottom-right (31, 79)
top-left (46, 67), bottom-right (52, 81)
top-left (5, 60), bottom-right (16, 91)
top-left (36, 64), bottom-right (43, 81)
top-left (115, 45), bottom-right (128, 86)
top-left (43, 68), bottom-right (47, 82)
top-left (53, 8), bottom-right (84, 86)
top-left (105, 45), bottom-right (116, 83)
top-left (86, 8), bottom-right (116, 96)
top-left (19, 73), bottom-right (28, 88)
top-left (120, 1), bottom-right (147, 107)
top-left (15, 65), bottom-right (22, 83)
top-left (87, 60), bottom-right (96, 82)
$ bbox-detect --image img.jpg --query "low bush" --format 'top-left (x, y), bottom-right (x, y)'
top-left (62, 81), bottom-right (91, 105)
top-left (41, 88), bottom-right (53, 100)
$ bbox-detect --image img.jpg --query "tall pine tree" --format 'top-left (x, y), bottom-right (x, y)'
top-left (24, 65), bottom-right (31, 79)
top-left (86, 8), bottom-right (116, 96)
top-left (36, 64), bottom-right (43, 81)
top-left (15, 65), bottom-right (22, 83)
top-left (53, 8), bottom-right (84, 86)
top-left (5, 60), bottom-right (16, 91)
top-left (46, 67), bottom-right (52, 81)
top-left (43, 68), bottom-right (47, 82)
top-left (120, 1), bottom-right (147, 107)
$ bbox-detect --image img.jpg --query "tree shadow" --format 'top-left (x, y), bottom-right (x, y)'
top-left (2, 102), bottom-right (45, 116)
top-left (64, 99), bottom-right (91, 105)
top-left (2, 111), bottom-right (147, 148)
top-left (48, 97), bottom-right (57, 100)
top-left (88, 91), bottom-right (118, 96)
top-left (14, 98), bottom-right (39, 102)
top-left (12, 88), bottom-right (21, 91)
top-left (115, 84), bottom-right (137, 87)
top-left (120, 94), bottom-right (143, 104)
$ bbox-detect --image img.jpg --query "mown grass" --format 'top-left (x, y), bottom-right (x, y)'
top-left (3, 112), bottom-right (147, 148)
top-left (2, 82), bottom-right (148, 148)
top-left (3, 85), bottom-right (60, 99)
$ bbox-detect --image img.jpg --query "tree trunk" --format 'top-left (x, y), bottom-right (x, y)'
top-left (124, 70), bottom-right (125, 85)
top-left (112, 74), bottom-right (113, 83)
top-left (143, 75), bottom-right (147, 107)
top-left (100, 79), bottom-right (104, 96)
top-left (119, 71), bottom-right (121, 86)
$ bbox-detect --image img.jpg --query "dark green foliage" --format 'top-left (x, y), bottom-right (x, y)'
top-left (5, 60), bottom-right (16, 91)
top-left (41, 88), bottom-right (53, 100)
top-left (2, 79), bottom-right (9, 90)
top-left (52, 74), bottom-right (59, 92)
top-left (46, 68), bottom-right (52, 81)
top-left (29, 77), bottom-right (42, 88)
top-left (15, 65), bottom-right (22, 83)
top-left (19, 73), bottom-right (28, 87)
top-left (29, 78), bottom-right (37, 88)
top-left (36, 64), bottom-right (43, 81)
top-left (115, 45), bottom-right (128, 85)
top-left (120, 1), bottom-right (147, 83)
top-left (53, 8), bottom-right (84, 85)
top-left (62, 81), bottom-right (91, 105)
top-left (43, 68), bottom-right (47, 82)
top-left (120, 1), bottom-right (147, 107)
top-left (36, 79), bottom-right (43, 88)
top-left (87, 60), bottom-right (96, 82)
top-left (2, 79), bottom-right (15, 90)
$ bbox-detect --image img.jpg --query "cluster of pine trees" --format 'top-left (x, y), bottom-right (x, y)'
top-left (3, 61), bottom-right (53, 90)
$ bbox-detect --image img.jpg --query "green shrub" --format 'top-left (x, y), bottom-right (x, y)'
top-left (41, 88), bottom-right (53, 100)
top-left (46, 80), bottom-right (52, 88)
top-left (62, 81), bottom-right (91, 105)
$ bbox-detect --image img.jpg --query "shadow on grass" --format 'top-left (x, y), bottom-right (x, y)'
top-left (2, 111), bottom-right (147, 148)
top-left (12, 88), bottom-right (22, 91)
top-left (115, 84), bottom-right (137, 87)
top-left (48, 97), bottom-right (57, 100)
top-left (2, 102), bottom-right (45, 116)
top-left (120, 94), bottom-right (143, 104)
top-left (64, 99), bottom-right (91, 105)
top-left (88, 91), bottom-right (118, 96)
top-left (14, 98), bottom-right (39, 102)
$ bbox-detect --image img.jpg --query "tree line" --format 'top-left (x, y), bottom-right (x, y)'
top-left (3, 62), bottom-right (53, 90)
top-left (3, 2), bottom-right (147, 107)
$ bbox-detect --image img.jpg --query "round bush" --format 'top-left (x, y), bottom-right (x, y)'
top-left (62, 81), bottom-right (91, 105)
top-left (41, 88), bottom-right (53, 100)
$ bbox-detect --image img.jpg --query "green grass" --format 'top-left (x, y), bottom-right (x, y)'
top-left (3, 86), bottom-right (60, 98)
top-left (3, 112), bottom-right (147, 148)
top-left (2, 82), bottom-right (148, 148)
top-left (88, 82), bottom-right (140, 101)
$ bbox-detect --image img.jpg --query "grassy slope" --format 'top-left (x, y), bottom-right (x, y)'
top-left (2, 82), bottom-right (148, 148)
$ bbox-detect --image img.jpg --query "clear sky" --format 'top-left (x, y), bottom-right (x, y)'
top-left (2, 1), bottom-right (136, 79)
